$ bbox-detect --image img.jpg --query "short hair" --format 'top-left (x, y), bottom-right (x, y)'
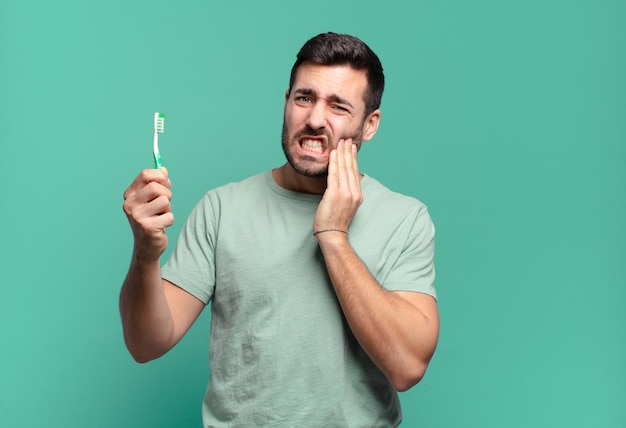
top-left (288, 32), bottom-right (385, 115)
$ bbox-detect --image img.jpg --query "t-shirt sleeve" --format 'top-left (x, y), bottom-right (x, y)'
top-left (382, 205), bottom-right (437, 299)
top-left (161, 194), bottom-right (217, 304)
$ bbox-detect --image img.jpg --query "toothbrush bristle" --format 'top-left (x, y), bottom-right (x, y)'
top-left (155, 113), bottom-right (165, 133)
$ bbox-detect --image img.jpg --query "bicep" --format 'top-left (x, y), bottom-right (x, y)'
top-left (163, 279), bottom-right (206, 344)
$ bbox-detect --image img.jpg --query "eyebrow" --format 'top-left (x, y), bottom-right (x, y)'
top-left (294, 88), bottom-right (355, 110)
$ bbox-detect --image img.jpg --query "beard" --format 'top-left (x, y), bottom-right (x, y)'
top-left (281, 121), bottom-right (330, 178)
top-left (281, 120), bottom-right (363, 179)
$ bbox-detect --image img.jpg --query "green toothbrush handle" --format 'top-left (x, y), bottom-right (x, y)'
top-left (153, 152), bottom-right (162, 169)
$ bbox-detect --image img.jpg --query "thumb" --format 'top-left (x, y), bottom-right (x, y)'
top-left (159, 166), bottom-right (171, 187)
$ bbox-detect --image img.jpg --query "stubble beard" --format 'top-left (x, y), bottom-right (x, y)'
top-left (281, 121), bottom-right (329, 178)
top-left (281, 120), bottom-right (364, 179)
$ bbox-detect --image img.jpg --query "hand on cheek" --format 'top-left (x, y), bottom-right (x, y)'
top-left (313, 139), bottom-right (363, 238)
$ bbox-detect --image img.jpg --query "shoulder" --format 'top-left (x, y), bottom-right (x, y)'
top-left (201, 171), bottom-right (271, 205)
top-left (361, 174), bottom-right (429, 214)
top-left (208, 170), bottom-right (269, 196)
top-left (185, 171), bottom-right (271, 224)
top-left (359, 174), bottom-right (434, 238)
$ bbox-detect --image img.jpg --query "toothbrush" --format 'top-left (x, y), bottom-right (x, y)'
top-left (153, 112), bottom-right (165, 169)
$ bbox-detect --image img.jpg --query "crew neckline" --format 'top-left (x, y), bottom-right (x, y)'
top-left (264, 170), bottom-right (370, 201)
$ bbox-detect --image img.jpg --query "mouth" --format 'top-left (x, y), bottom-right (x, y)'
top-left (299, 137), bottom-right (327, 155)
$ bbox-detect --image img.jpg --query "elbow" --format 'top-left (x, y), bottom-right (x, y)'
top-left (123, 334), bottom-right (166, 364)
top-left (389, 360), bottom-right (429, 392)
top-left (126, 345), bottom-right (164, 364)
top-left (390, 333), bottom-right (439, 391)
top-left (125, 342), bottom-right (156, 364)
top-left (129, 350), bottom-right (156, 364)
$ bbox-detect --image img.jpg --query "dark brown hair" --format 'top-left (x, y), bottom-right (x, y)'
top-left (288, 32), bottom-right (385, 115)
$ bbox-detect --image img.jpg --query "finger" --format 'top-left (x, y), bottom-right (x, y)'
top-left (339, 138), bottom-right (354, 173)
top-left (124, 169), bottom-right (170, 200)
top-left (327, 141), bottom-right (340, 190)
top-left (142, 192), bottom-right (173, 215)
top-left (133, 209), bottom-right (174, 244)
top-left (122, 176), bottom-right (173, 226)
top-left (123, 187), bottom-right (171, 219)
top-left (338, 139), bottom-right (356, 193)
top-left (136, 169), bottom-right (170, 190)
top-left (124, 194), bottom-right (174, 243)
top-left (345, 142), bottom-right (359, 194)
top-left (351, 142), bottom-right (360, 178)
top-left (133, 180), bottom-right (172, 204)
top-left (336, 139), bottom-right (350, 191)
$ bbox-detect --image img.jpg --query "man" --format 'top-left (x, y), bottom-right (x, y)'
top-left (120, 32), bottom-right (439, 427)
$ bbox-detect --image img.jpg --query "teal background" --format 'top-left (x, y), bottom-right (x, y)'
top-left (1, 0), bottom-right (625, 427)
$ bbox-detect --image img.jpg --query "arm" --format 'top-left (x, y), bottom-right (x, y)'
top-left (314, 141), bottom-right (439, 391)
top-left (119, 168), bottom-right (204, 363)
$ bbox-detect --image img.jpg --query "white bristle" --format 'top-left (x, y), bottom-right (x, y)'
top-left (154, 112), bottom-right (165, 133)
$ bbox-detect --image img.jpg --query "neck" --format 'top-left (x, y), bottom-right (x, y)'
top-left (272, 164), bottom-right (327, 195)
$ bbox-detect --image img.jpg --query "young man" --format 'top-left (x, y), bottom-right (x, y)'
top-left (120, 32), bottom-right (439, 427)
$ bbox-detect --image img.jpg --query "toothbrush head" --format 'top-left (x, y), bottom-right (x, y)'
top-left (154, 112), bottom-right (165, 134)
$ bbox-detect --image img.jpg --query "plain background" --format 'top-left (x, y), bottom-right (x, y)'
top-left (1, 0), bottom-right (624, 427)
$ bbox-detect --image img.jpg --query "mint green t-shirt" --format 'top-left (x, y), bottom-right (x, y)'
top-left (161, 171), bottom-right (436, 427)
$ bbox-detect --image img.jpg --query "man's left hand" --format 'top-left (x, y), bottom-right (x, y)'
top-left (313, 139), bottom-right (363, 237)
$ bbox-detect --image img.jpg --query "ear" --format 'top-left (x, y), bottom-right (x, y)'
top-left (361, 109), bottom-right (381, 142)
top-left (283, 90), bottom-right (290, 113)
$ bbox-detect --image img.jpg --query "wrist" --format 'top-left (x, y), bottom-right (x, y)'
top-left (314, 229), bottom-right (350, 248)
top-left (132, 242), bottom-right (165, 266)
top-left (313, 228), bottom-right (348, 237)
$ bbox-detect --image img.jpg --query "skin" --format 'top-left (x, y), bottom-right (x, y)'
top-left (120, 63), bottom-right (439, 391)
top-left (120, 167), bottom-right (204, 362)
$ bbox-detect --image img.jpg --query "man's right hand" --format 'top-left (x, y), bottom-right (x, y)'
top-left (120, 167), bottom-right (203, 363)
top-left (122, 168), bottom-right (174, 261)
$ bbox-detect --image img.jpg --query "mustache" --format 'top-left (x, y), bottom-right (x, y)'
top-left (293, 125), bottom-right (330, 140)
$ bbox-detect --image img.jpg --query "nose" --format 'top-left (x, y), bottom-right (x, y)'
top-left (306, 102), bottom-right (326, 131)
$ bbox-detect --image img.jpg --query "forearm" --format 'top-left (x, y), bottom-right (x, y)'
top-left (119, 253), bottom-right (175, 363)
top-left (317, 233), bottom-right (439, 391)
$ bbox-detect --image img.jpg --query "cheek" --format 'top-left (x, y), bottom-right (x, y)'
top-left (333, 118), bottom-right (362, 139)
top-left (284, 108), bottom-right (304, 130)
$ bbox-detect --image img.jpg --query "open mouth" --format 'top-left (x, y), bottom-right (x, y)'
top-left (299, 138), bottom-right (327, 155)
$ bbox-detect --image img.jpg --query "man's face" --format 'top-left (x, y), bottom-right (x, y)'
top-left (281, 62), bottom-right (380, 178)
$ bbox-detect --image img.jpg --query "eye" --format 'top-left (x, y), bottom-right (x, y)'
top-left (332, 104), bottom-right (349, 113)
top-left (295, 96), bottom-right (312, 104)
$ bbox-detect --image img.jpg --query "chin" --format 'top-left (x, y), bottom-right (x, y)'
top-left (288, 158), bottom-right (328, 178)
top-left (281, 123), bottom-right (331, 178)
top-left (282, 145), bottom-right (326, 179)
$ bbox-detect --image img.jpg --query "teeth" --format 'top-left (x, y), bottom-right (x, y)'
top-left (301, 139), bottom-right (324, 153)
